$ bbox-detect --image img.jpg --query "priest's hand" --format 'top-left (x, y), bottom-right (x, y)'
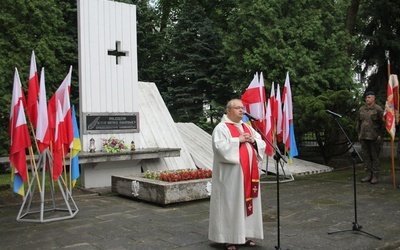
top-left (241, 133), bottom-right (255, 144)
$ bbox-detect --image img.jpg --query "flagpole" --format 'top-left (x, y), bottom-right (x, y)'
top-left (62, 144), bottom-right (69, 193)
top-left (49, 140), bottom-right (55, 188)
top-left (69, 148), bottom-right (73, 194)
top-left (386, 50), bottom-right (396, 188)
top-left (391, 129), bottom-right (396, 188)
top-left (25, 163), bottom-right (31, 188)
top-left (28, 146), bottom-right (42, 193)
top-left (27, 120), bottom-right (40, 153)
top-left (26, 118), bottom-right (43, 192)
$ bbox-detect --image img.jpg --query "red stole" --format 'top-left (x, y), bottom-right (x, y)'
top-left (226, 123), bottom-right (259, 216)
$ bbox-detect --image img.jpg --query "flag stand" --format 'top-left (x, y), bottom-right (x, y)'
top-left (247, 116), bottom-right (289, 249)
top-left (327, 116), bottom-right (381, 240)
top-left (261, 156), bottom-right (294, 183)
top-left (249, 119), bottom-right (294, 183)
top-left (272, 150), bottom-right (289, 250)
top-left (16, 148), bottom-right (79, 223)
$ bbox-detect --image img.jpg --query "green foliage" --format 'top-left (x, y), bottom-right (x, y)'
top-left (135, 0), bottom-right (166, 84)
top-left (222, 0), bottom-right (355, 97)
top-left (0, 0), bottom-right (78, 157)
top-left (217, 0), bottom-right (363, 162)
top-left (357, 0), bottom-right (400, 101)
top-left (295, 90), bottom-right (359, 163)
top-left (296, 90), bottom-right (357, 134)
top-left (1, 0), bottom-right (398, 161)
top-left (159, 0), bottom-right (233, 123)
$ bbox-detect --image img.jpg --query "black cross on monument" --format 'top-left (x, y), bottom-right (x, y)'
top-left (108, 41), bottom-right (128, 65)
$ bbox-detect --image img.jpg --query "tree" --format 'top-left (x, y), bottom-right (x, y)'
top-left (295, 90), bottom-right (359, 164)
top-left (159, 0), bottom-right (233, 124)
top-left (222, 0), bottom-right (355, 97)
top-left (219, 0), bottom-right (362, 162)
top-left (0, 0), bottom-right (78, 157)
top-left (345, 0), bottom-right (361, 37)
top-left (2, 0), bottom-right (398, 161)
top-left (134, 0), bottom-right (166, 84)
top-left (357, 0), bottom-right (400, 102)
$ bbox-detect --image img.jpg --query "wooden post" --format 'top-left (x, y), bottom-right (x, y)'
top-left (386, 50), bottom-right (396, 188)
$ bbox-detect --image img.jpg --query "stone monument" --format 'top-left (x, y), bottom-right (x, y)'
top-left (77, 0), bottom-right (196, 188)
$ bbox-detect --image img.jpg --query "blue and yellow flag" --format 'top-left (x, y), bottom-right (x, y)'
top-left (11, 167), bottom-right (24, 196)
top-left (70, 105), bottom-right (81, 187)
top-left (242, 113), bottom-right (252, 126)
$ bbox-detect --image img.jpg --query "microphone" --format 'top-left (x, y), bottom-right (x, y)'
top-left (244, 112), bottom-right (259, 121)
top-left (325, 110), bottom-right (342, 118)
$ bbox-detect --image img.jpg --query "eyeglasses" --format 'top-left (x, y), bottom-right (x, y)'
top-left (230, 106), bottom-right (245, 110)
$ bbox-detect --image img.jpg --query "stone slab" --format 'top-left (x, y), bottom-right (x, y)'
top-left (265, 157), bottom-right (333, 176)
top-left (112, 175), bottom-right (211, 205)
top-left (78, 148), bottom-right (181, 164)
top-left (0, 148), bottom-right (180, 166)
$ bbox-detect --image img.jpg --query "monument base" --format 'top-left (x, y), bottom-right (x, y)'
top-left (78, 148), bottom-right (181, 188)
top-left (112, 175), bottom-right (211, 206)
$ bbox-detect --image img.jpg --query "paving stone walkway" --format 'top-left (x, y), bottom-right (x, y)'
top-left (1, 165), bottom-right (399, 250)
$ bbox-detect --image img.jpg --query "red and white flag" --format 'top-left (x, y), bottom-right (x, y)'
top-left (60, 82), bottom-right (73, 151)
top-left (282, 98), bottom-right (290, 148)
top-left (52, 100), bottom-right (66, 180)
top-left (10, 100), bottom-right (32, 183)
top-left (393, 75), bottom-right (400, 125)
top-left (281, 72), bottom-right (298, 162)
top-left (47, 66), bottom-right (73, 147)
top-left (384, 74), bottom-right (399, 140)
top-left (257, 72), bottom-right (267, 134)
top-left (36, 68), bottom-right (50, 152)
top-left (269, 82), bottom-right (276, 139)
top-left (282, 72), bottom-right (292, 146)
top-left (265, 98), bottom-right (274, 156)
top-left (275, 84), bottom-right (283, 142)
top-left (26, 51), bottom-right (39, 128)
top-left (9, 68), bottom-right (26, 139)
top-left (242, 73), bottom-right (264, 118)
top-left (241, 72), bottom-right (267, 133)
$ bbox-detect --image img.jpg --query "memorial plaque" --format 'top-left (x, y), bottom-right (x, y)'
top-left (83, 112), bottom-right (139, 134)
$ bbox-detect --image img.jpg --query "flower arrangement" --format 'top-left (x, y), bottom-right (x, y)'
top-left (144, 168), bottom-right (212, 182)
top-left (102, 136), bottom-right (128, 153)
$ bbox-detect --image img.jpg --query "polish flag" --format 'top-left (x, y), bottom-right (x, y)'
top-left (265, 98), bottom-right (274, 156)
top-left (52, 100), bottom-right (66, 180)
top-left (269, 82), bottom-right (276, 139)
top-left (26, 51), bottom-right (39, 128)
top-left (282, 97), bottom-right (290, 148)
top-left (10, 100), bottom-right (31, 182)
top-left (47, 66), bottom-right (73, 147)
top-left (275, 84), bottom-right (283, 142)
top-left (281, 72), bottom-right (298, 162)
top-left (241, 72), bottom-right (267, 133)
top-left (9, 68), bottom-right (26, 139)
top-left (256, 72), bottom-right (267, 134)
top-left (36, 68), bottom-right (50, 152)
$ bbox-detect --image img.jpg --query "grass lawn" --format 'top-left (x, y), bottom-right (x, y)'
top-left (0, 170), bottom-right (85, 206)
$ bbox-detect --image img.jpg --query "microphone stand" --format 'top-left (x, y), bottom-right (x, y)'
top-left (327, 116), bottom-right (382, 240)
top-left (247, 117), bottom-right (289, 250)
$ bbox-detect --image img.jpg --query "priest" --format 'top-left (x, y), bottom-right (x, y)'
top-left (208, 99), bottom-right (266, 250)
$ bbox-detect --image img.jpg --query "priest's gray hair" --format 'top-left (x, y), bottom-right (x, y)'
top-left (226, 99), bottom-right (242, 108)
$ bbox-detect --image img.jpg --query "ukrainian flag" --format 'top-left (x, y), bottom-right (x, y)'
top-left (242, 111), bottom-right (252, 126)
top-left (11, 167), bottom-right (24, 196)
top-left (70, 105), bottom-right (81, 187)
top-left (242, 114), bottom-right (249, 123)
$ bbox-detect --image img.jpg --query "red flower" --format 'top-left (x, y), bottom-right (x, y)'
top-left (145, 168), bottom-right (212, 182)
